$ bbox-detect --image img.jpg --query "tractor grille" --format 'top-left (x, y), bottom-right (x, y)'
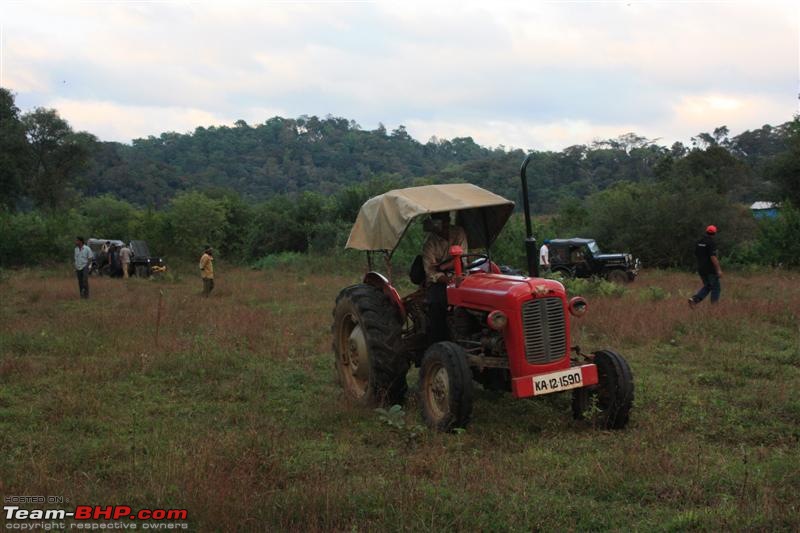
top-left (521, 297), bottom-right (567, 365)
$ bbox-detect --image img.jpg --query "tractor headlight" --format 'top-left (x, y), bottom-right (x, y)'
top-left (487, 310), bottom-right (508, 330)
top-left (568, 296), bottom-right (588, 317)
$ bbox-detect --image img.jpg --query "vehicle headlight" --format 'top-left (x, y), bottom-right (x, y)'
top-left (569, 296), bottom-right (588, 317)
top-left (487, 310), bottom-right (508, 330)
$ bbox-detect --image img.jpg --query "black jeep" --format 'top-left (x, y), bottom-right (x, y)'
top-left (547, 238), bottom-right (640, 283)
top-left (129, 240), bottom-right (166, 277)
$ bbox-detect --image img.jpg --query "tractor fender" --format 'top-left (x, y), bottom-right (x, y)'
top-left (363, 271), bottom-right (407, 321)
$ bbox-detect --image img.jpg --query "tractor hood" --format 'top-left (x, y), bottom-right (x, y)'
top-left (346, 183), bottom-right (514, 254)
top-left (448, 273), bottom-right (566, 310)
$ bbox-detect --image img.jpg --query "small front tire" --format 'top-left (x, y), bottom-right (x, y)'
top-left (572, 349), bottom-right (634, 429)
top-left (419, 342), bottom-right (474, 432)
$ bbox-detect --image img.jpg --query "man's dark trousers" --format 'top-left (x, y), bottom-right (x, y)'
top-left (76, 267), bottom-right (90, 299)
top-left (426, 282), bottom-right (448, 343)
top-left (692, 272), bottom-right (720, 304)
top-left (203, 278), bottom-right (214, 297)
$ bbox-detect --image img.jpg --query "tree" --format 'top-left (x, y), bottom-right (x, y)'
top-left (166, 191), bottom-right (229, 257)
top-left (0, 88), bottom-right (31, 208)
top-left (81, 195), bottom-right (139, 239)
top-left (22, 108), bottom-right (94, 210)
top-left (571, 181), bottom-right (748, 268)
top-left (201, 187), bottom-right (252, 260)
top-left (768, 117), bottom-right (800, 206)
top-left (753, 202), bottom-right (800, 266)
top-left (245, 198), bottom-right (309, 257)
top-left (669, 144), bottom-right (751, 199)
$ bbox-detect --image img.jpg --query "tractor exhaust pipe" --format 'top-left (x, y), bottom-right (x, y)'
top-left (520, 154), bottom-right (539, 278)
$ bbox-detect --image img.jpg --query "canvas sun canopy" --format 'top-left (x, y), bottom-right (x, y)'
top-left (346, 183), bottom-right (515, 253)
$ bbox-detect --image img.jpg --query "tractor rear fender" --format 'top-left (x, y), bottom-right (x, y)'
top-left (363, 272), bottom-right (407, 321)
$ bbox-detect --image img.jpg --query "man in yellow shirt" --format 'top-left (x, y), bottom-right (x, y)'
top-left (199, 246), bottom-right (214, 297)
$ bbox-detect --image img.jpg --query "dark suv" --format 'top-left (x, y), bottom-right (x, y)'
top-left (129, 240), bottom-right (166, 277)
top-left (548, 238), bottom-right (640, 283)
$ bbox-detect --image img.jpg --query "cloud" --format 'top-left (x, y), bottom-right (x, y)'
top-left (404, 117), bottom-right (649, 152)
top-left (669, 92), bottom-right (796, 139)
top-left (48, 98), bottom-right (286, 142)
top-left (2, 1), bottom-right (796, 147)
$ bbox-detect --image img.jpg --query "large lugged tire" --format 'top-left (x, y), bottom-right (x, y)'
top-left (419, 342), bottom-right (474, 432)
top-left (572, 349), bottom-right (634, 429)
top-left (332, 284), bottom-right (408, 407)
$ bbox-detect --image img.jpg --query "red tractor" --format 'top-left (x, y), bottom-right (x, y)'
top-left (332, 156), bottom-right (633, 431)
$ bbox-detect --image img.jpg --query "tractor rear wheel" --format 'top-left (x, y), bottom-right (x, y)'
top-left (332, 284), bottom-right (408, 407)
top-left (572, 349), bottom-right (634, 429)
top-left (419, 342), bottom-right (474, 432)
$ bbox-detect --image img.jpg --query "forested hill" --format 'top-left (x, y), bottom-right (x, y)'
top-left (82, 117), bottom-right (496, 207)
top-left (80, 114), bottom-right (791, 211)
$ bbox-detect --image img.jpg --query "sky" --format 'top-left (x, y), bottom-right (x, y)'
top-left (1, 1), bottom-right (798, 151)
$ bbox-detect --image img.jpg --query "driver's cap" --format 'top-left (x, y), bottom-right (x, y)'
top-left (705, 225), bottom-right (717, 235)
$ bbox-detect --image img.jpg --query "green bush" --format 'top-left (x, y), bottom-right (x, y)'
top-left (0, 209), bottom-right (89, 267)
top-left (308, 220), bottom-right (351, 254)
top-left (491, 214), bottom-right (557, 270)
top-left (80, 195), bottom-right (139, 240)
top-left (166, 191), bottom-right (230, 258)
top-left (639, 286), bottom-right (669, 301)
top-left (555, 158), bottom-right (758, 269)
top-left (750, 203), bottom-right (800, 267)
top-left (558, 275), bottom-right (626, 298)
top-left (251, 252), bottom-right (306, 270)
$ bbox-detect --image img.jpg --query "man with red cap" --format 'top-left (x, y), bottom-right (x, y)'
top-left (689, 225), bottom-right (722, 308)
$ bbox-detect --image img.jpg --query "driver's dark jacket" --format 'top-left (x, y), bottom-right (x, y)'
top-left (422, 227), bottom-right (468, 284)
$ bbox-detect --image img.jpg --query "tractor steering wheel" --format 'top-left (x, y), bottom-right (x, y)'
top-left (437, 253), bottom-right (489, 275)
top-left (462, 254), bottom-right (489, 270)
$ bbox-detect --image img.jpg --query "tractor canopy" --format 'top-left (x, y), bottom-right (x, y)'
top-left (346, 183), bottom-right (515, 254)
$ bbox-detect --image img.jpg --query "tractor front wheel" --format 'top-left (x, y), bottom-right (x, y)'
top-left (332, 284), bottom-right (408, 407)
top-left (419, 342), bottom-right (474, 432)
top-left (572, 349), bottom-right (634, 429)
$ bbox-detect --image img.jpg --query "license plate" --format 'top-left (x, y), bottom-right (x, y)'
top-left (531, 368), bottom-right (583, 396)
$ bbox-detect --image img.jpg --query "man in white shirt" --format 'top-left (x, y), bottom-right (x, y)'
top-left (539, 240), bottom-right (550, 273)
top-left (74, 236), bottom-right (94, 299)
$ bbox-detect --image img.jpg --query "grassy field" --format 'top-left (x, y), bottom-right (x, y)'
top-left (1, 263), bottom-right (799, 531)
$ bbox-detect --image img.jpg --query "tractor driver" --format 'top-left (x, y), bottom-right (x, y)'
top-left (422, 211), bottom-right (468, 343)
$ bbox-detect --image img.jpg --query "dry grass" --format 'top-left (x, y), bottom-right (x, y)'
top-left (1, 265), bottom-right (799, 531)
